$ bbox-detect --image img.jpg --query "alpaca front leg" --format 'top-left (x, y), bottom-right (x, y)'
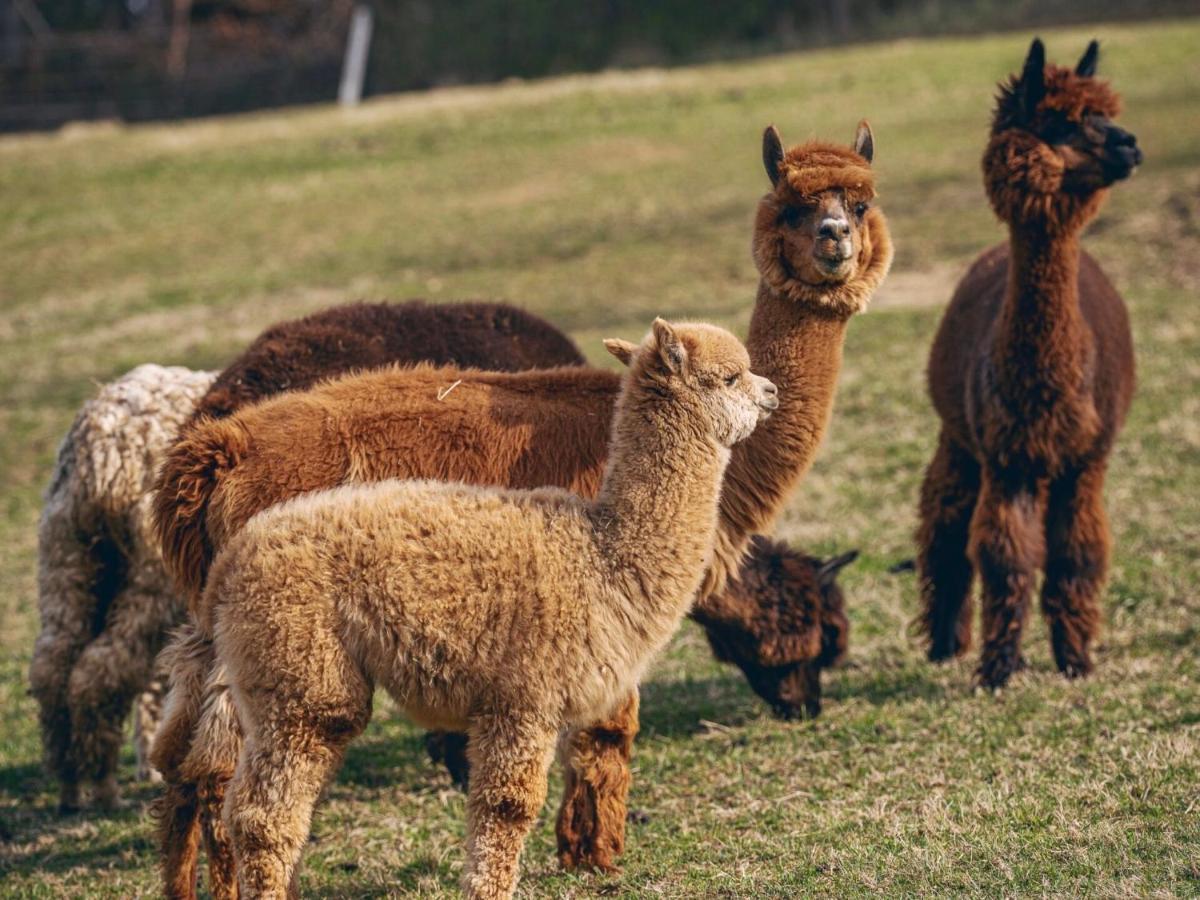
top-left (969, 473), bottom-right (1046, 689)
top-left (464, 716), bottom-right (558, 899)
top-left (916, 434), bottom-right (981, 662)
top-left (554, 690), bottom-right (639, 873)
top-left (1042, 462), bottom-right (1109, 678)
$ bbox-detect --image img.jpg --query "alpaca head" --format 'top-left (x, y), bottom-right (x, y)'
top-left (985, 38), bottom-right (1142, 232)
top-left (696, 538), bottom-right (856, 719)
top-left (753, 122), bottom-right (893, 317)
top-left (604, 319), bottom-right (777, 448)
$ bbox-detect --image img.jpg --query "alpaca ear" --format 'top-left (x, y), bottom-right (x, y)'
top-left (603, 338), bottom-right (637, 367)
top-left (852, 120), bottom-right (874, 163)
top-left (1019, 37), bottom-right (1047, 120)
top-left (817, 549), bottom-right (859, 587)
top-left (762, 125), bottom-right (785, 186)
top-left (650, 317), bottom-right (687, 374)
top-left (1075, 39), bottom-right (1100, 77)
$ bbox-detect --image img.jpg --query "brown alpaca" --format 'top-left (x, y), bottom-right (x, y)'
top-left (916, 38), bottom-right (1139, 688)
top-left (153, 122), bottom-right (892, 889)
top-left (204, 321), bottom-right (776, 899)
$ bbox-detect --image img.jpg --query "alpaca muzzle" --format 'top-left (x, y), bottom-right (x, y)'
top-left (1103, 124), bottom-right (1142, 180)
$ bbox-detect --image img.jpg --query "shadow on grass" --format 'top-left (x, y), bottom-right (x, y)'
top-left (336, 728), bottom-right (442, 792)
top-left (637, 673), bottom-right (763, 737)
top-left (0, 819), bottom-right (152, 879)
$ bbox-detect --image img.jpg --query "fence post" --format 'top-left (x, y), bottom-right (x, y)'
top-left (339, 4), bottom-right (373, 107)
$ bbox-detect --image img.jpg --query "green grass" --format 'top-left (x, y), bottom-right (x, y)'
top-left (2, 20), bottom-right (1199, 898)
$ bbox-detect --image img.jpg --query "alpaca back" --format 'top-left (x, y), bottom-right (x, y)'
top-left (159, 363), bottom-right (619, 604)
top-left (43, 365), bottom-right (216, 563)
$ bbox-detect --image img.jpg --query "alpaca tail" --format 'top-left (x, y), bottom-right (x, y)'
top-left (153, 418), bottom-right (250, 615)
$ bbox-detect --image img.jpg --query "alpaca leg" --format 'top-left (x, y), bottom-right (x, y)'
top-left (29, 524), bottom-right (105, 813)
top-left (555, 689), bottom-right (638, 873)
top-left (189, 661), bottom-right (243, 900)
top-left (1042, 462), bottom-right (1109, 678)
top-left (135, 668), bottom-right (166, 782)
top-left (916, 433), bottom-right (981, 661)
top-left (66, 568), bottom-right (174, 808)
top-left (463, 716), bottom-right (558, 900)
top-left (969, 472), bottom-right (1046, 689)
top-left (425, 730), bottom-right (471, 788)
top-left (151, 626), bottom-right (217, 900)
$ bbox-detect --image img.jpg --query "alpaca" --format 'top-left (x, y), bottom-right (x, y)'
top-left (694, 537), bottom-right (857, 719)
top-left (29, 364), bottom-right (217, 813)
top-left (27, 301), bottom-right (583, 818)
top-left (916, 38), bottom-right (1139, 688)
top-left (205, 320), bottom-right (776, 899)
top-left (430, 538), bottom-right (857, 788)
top-left (152, 121), bottom-right (892, 888)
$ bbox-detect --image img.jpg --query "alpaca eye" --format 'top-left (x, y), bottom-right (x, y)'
top-left (854, 202), bottom-right (869, 218)
top-left (779, 207), bottom-right (803, 228)
top-left (724, 374), bottom-right (739, 387)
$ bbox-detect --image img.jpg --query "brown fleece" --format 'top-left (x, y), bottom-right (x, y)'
top-left (153, 124), bottom-right (891, 888)
top-left (915, 39), bottom-right (1138, 688)
top-left (204, 321), bottom-right (773, 899)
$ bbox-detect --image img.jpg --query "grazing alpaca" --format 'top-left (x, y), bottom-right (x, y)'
top-left (205, 320), bottom-right (776, 899)
top-left (27, 301), bottom-right (583, 818)
top-left (916, 38), bottom-right (1140, 688)
top-left (694, 538), bottom-right (856, 719)
top-left (153, 121), bottom-right (892, 889)
top-left (29, 365), bottom-right (217, 813)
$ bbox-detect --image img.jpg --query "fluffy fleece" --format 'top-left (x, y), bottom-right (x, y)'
top-left (915, 38), bottom-right (1139, 688)
top-left (29, 364), bottom-right (216, 812)
top-left (153, 123), bottom-right (893, 884)
top-left (204, 321), bottom-right (776, 898)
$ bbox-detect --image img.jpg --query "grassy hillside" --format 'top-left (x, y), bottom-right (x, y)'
top-left (1, 20), bottom-right (1198, 897)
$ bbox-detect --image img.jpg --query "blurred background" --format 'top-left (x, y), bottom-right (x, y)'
top-left (2, 3), bottom-right (1198, 896)
top-left (3, 0), bottom-right (1199, 131)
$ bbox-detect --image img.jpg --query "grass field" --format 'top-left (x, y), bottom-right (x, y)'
top-left (2, 19), bottom-right (1199, 898)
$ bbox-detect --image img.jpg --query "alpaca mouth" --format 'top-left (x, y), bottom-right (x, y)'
top-left (1104, 145), bottom-right (1143, 181)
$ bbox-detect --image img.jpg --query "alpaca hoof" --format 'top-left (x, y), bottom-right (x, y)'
top-left (57, 784), bottom-right (81, 815)
top-left (558, 848), bottom-right (620, 875)
top-left (975, 652), bottom-right (1025, 690)
top-left (1058, 657), bottom-right (1092, 679)
top-left (927, 637), bottom-right (968, 663)
top-left (626, 808), bottom-right (650, 825)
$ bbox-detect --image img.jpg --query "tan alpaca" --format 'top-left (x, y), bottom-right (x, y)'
top-left (204, 320), bottom-right (775, 898)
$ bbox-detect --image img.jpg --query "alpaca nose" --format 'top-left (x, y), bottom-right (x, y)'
top-left (818, 217), bottom-right (851, 241)
top-left (759, 380), bottom-right (779, 411)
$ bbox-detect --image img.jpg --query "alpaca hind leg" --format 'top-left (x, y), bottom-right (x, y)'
top-left (29, 524), bottom-right (107, 812)
top-left (464, 715), bottom-right (558, 899)
top-left (554, 689), bottom-right (639, 873)
top-left (1042, 462), bottom-right (1109, 678)
top-left (916, 434), bottom-right (981, 661)
top-left (189, 661), bottom-right (243, 900)
top-left (151, 626), bottom-right (219, 900)
top-left (135, 668), bottom-right (166, 782)
top-left (66, 569), bottom-right (173, 808)
top-left (969, 472), bottom-right (1046, 689)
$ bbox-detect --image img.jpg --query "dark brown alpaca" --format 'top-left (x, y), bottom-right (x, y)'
top-left (190, 299), bottom-right (586, 422)
top-left (916, 38), bottom-right (1139, 688)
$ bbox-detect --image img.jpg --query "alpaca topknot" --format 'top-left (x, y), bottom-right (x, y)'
top-left (778, 140), bottom-right (876, 203)
top-left (993, 64), bottom-right (1122, 135)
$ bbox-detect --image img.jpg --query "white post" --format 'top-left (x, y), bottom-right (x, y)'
top-left (338, 4), bottom-right (373, 107)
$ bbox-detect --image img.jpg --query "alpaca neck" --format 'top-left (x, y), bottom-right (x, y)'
top-left (995, 221), bottom-right (1088, 396)
top-left (716, 284), bottom-right (849, 558)
top-left (592, 394), bottom-right (730, 619)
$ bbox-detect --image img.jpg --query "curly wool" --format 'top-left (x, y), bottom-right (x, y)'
top-left (30, 364), bottom-right (215, 805)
